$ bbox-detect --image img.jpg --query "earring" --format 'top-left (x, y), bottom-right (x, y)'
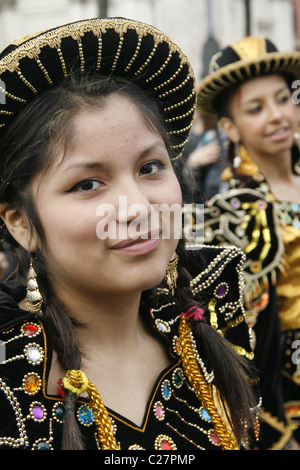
top-left (233, 143), bottom-right (241, 169)
top-left (25, 259), bottom-right (43, 315)
top-left (165, 253), bottom-right (179, 296)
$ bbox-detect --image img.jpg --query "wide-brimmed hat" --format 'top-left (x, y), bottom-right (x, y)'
top-left (197, 35), bottom-right (300, 115)
top-left (0, 18), bottom-right (196, 159)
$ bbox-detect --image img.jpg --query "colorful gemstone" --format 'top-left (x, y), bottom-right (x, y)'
top-left (34, 440), bottom-right (52, 450)
top-left (155, 434), bottom-right (177, 450)
top-left (26, 345), bottom-right (42, 364)
top-left (153, 401), bottom-right (165, 421)
top-left (32, 404), bottom-right (44, 420)
top-left (53, 402), bottom-right (66, 422)
top-left (173, 368), bottom-right (183, 388)
top-left (155, 320), bottom-right (170, 333)
top-left (200, 407), bottom-right (212, 422)
top-left (78, 405), bottom-right (94, 426)
top-left (22, 323), bottom-right (39, 337)
top-left (161, 380), bottom-right (171, 400)
top-left (23, 373), bottom-right (41, 395)
top-left (209, 430), bottom-right (221, 445)
top-left (214, 283), bottom-right (228, 298)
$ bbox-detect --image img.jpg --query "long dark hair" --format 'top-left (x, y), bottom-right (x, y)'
top-left (0, 73), bottom-right (256, 449)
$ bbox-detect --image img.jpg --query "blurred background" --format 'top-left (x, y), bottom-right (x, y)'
top-left (0, 0), bottom-right (299, 81)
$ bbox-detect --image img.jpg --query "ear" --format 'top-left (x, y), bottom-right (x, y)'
top-left (0, 203), bottom-right (38, 252)
top-left (219, 116), bottom-right (241, 143)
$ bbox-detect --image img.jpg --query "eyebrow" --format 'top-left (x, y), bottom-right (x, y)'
top-left (61, 142), bottom-right (167, 174)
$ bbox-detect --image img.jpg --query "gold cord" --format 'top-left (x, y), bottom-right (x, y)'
top-left (63, 370), bottom-right (119, 450)
top-left (177, 315), bottom-right (238, 450)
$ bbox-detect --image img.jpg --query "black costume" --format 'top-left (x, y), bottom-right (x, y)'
top-left (0, 246), bottom-right (257, 450)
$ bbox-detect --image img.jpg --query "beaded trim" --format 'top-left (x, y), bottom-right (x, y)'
top-left (0, 18), bottom-right (196, 160)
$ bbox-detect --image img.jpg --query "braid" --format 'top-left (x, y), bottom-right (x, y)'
top-left (177, 315), bottom-right (238, 450)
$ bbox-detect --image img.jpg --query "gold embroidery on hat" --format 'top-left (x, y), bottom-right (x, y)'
top-left (78, 42), bottom-right (85, 73)
top-left (154, 63), bottom-right (184, 91)
top-left (124, 37), bottom-right (142, 72)
top-left (159, 75), bottom-right (192, 99)
top-left (57, 48), bottom-right (67, 77)
top-left (0, 83), bottom-right (26, 103)
top-left (165, 104), bottom-right (195, 123)
top-left (168, 123), bottom-right (193, 136)
top-left (146, 51), bottom-right (173, 83)
top-left (96, 38), bottom-right (102, 72)
top-left (134, 43), bottom-right (158, 76)
top-left (36, 58), bottom-right (53, 85)
top-left (111, 34), bottom-right (124, 72)
top-left (0, 110), bottom-right (13, 115)
top-left (164, 90), bottom-right (195, 111)
top-left (231, 36), bottom-right (266, 60)
top-left (17, 68), bottom-right (38, 94)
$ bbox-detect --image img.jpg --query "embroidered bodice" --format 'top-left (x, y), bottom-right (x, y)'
top-left (0, 246), bottom-right (256, 450)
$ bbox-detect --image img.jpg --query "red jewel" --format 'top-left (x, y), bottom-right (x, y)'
top-left (161, 440), bottom-right (173, 450)
top-left (23, 323), bottom-right (39, 336)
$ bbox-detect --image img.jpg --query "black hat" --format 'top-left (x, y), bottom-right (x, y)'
top-left (0, 18), bottom-right (196, 159)
top-left (197, 36), bottom-right (300, 115)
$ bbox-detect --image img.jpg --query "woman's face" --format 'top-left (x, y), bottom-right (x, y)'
top-left (221, 74), bottom-right (298, 157)
top-left (31, 94), bottom-right (182, 300)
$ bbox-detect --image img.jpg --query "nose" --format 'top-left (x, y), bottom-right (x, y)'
top-left (268, 101), bottom-right (284, 122)
top-left (115, 179), bottom-right (152, 227)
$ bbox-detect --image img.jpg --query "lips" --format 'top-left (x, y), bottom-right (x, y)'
top-left (110, 229), bottom-right (161, 254)
top-left (267, 127), bottom-right (290, 141)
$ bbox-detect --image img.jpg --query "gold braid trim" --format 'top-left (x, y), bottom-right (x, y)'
top-left (88, 381), bottom-right (120, 450)
top-left (63, 370), bottom-right (119, 450)
top-left (177, 316), bottom-right (238, 450)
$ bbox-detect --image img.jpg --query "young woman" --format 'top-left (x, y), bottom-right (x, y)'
top-left (197, 36), bottom-right (300, 450)
top-left (0, 18), bottom-right (258, 450)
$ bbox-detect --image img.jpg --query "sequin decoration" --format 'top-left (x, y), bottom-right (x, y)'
top-left (77, 405), bottom-right (94, 426)
top-left (23, 372), bottom-right (41, 395)
top-left (161, 380), bottom-right (172, 401)
top-left (154, 434), bottom-right (177, 450)
top-left (153, 401), bottom-right (165, 421)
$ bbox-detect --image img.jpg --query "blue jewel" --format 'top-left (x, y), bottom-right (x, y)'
top-left (78, 406), bottom-right (94, 425)
top-left (200, 407), bottom-right (212, 422)
top-left (162, 380), bottom-right (171, 400)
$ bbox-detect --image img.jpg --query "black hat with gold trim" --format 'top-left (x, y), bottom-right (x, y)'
top-left (0, 17), bottom-right (196, 159)
top-left (197, 35), bottom-right (300, 115)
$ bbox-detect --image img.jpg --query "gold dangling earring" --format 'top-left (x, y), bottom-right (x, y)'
top-left (25, 259), bottom-right (43, 315)
top-left (165, 253), bottom-right (179, 296)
